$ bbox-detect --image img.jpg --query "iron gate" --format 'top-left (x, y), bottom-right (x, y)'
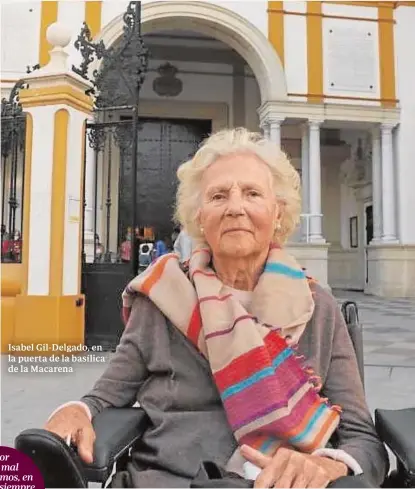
top-left (81, 117), bottom-right (136, 349)
top-left (75, 1), bottom-right (148, 349)
top-left (75, 2), bottom-right (212, 349)
top-left (1, 82), bottom-right (27, 263)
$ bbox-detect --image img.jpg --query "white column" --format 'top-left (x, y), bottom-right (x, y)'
top-left (261, 120), bottom-right (270, 139)
top-left (301, 124), bottom-right (310, 241)
top-left (380, 123), bottom-right (398, 242)
top-left (308, 119), bottom-right (324, 243)
top-left (268, 118), bottom-right (284, 148)
top-left (371, 126), bottom-right (382, 243)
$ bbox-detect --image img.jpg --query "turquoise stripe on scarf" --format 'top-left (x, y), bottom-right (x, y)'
top-left (259, 438), bottom-right (279, 453)
top-left (221, 349), bottom-right (294, 400)
top-left (289, 403), bottom-right (327, 443)
top-left (264, 262), bottom-right (306, 279)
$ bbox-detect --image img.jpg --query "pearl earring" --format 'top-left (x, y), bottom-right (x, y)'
top-left (200, 227), bottom-right (204, 234)
top-left (275, 222), bottom-right (281, 232)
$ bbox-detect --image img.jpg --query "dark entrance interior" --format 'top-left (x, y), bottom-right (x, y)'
top-left (83, 117), bottom-right (211, 350)
top-left (118, 117), bottom-right (211, 244)
top-left (365, 205), bottom-right (373, 283)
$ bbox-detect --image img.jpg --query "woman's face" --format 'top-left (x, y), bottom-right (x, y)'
top-left (199, 152), bottom-right (280, 259)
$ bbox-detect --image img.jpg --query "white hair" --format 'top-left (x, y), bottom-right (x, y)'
top-left (174, 128), bottom-right (301, 245)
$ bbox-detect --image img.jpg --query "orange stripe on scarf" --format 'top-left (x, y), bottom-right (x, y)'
top-left (301, 410), bottom-right (340, 452)
top-left (141, 255), bottom-right (173, 296)
top-left (187, 305), bottom-right (202, 347)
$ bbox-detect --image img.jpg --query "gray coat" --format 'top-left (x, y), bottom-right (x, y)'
top-left (81, 282), bottom-right (389, 488)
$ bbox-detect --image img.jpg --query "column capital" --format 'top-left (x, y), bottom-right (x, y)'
top-left (260, 115), bottom-right (285, 128)
top-left (308, 118), bottom-right (324, 129)
top-left (259, 120), bottom-right (269, 138)
top-left (268, 116), bottom-right (286, 124)
top-left (381, 121), bottom-right (397, 132)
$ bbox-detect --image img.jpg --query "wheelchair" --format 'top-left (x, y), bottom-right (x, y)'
top-left (14, 301), bottom-right (415, 488)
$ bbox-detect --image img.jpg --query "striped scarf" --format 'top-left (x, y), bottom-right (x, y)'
top-left (122, 244), bottom-right (341, 456)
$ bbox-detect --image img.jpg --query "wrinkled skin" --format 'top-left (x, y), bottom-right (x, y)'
top-left (44, 404), bottom-right (95, 464)
top-left (241, 445), bottom-right (348, 488)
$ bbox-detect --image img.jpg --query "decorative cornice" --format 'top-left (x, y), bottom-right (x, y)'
top-left (258, 100), bottom-right (400, 125)
top-left (19, 85), bottom-right (93, 114)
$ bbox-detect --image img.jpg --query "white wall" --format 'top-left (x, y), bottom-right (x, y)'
top-left (140, 58), bottom-right (261, 128)
top-left (212, 1), bottom-right (268, 37)
top-left (62, 108), bottom-right (85, 295)
top-left (283, 1), bottom-right (307, 98)
top-left (101, 0), bottom-right (129, 31)
top-left (394, 6), bottom-right (415, 244)
top-left (322, 3), bottom-right (380, 105)
top-left (101, 1), bottom-right (269, 39)
top-left (141, 59), bottom-right (232, 101)
top-left (1, 2), bottom-right (42, 79)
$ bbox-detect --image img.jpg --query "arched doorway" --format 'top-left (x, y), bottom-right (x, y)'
top-left (96, 1), bottom-right (287, 104)
top-left (81, 1), bottom-right (286, 349)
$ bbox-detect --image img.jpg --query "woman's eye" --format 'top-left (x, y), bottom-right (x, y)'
top-left (212, 194), bottom-right (225, 201)
top-left (248, 190), bottom-right (260, 197)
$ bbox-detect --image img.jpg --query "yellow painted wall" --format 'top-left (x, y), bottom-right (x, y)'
top-left (14, 295), bottom-right (85, 355)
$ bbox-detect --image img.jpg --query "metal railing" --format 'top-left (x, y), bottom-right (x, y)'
top-left (289, 213), bottom-right (323, 244)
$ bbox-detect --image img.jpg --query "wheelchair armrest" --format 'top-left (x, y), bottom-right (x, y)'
top-left (375, 408), bottom-right (415, 481)
top-left (341, 301), bottom-right (365, 387)
top-left (83, 407), bottom-right (150, 483)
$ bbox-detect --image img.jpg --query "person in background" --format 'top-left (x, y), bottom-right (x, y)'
top-left (94, 234), bottom-right (105, 263)
top-left (139, 242), bottom-right (153, 269)
top-left (154, 235), bottom-right (170, 259)
top-left (173, 225), bottom-right (193, 263)
top-left (119, 229), bottom-right (132, 263)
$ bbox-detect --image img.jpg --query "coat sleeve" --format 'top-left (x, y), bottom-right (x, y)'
top-left (80, 297), bottom-right (150, 418)
top-left (321, 297), bottom-right (389, 487)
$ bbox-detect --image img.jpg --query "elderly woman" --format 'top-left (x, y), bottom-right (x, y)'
top-left (46, 129), bottom-right (388, 488)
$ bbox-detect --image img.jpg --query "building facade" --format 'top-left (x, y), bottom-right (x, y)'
top-left (1, 1), bottom-right (415, 349)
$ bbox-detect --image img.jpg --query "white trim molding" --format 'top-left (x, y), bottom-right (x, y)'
top-left (258, 100), bottom-right (400, 126)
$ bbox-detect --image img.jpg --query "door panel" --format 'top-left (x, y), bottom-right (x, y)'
top-left (118, 118), bottom-right (211, 244)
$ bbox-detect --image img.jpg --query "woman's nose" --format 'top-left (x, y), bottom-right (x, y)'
top-left (225, 193), bottom-right (245, 216)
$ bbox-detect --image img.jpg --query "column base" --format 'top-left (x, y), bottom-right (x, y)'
top-left (308, 236), bottom-right (326, 244)
top-left (287, 242), bottom-right (330, 289)
top-left (365, 244), bottom-right (415, 297)
top-left (11, 295), bottom-right (85, 355)
top-left (379, 236), bottom-right (399, 244)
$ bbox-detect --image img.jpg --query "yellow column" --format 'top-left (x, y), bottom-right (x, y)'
top-left (378, 4), bottom-right (396, 108)
top-left (13, 23), bottom-right (93, 352)
top-left (39, 1), bottom-right (58, 66)
top-left (268, 1), bottom-right (285, 66)
top-left (307, 1), bottom-right (323, 103)
top-left (85, 1), bottom-right (102, 38)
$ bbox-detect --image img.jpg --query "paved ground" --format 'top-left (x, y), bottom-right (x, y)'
top-left (333, 289), bottom-right (415, 368)
top-left (2, 290), bottom-right (415, 469)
